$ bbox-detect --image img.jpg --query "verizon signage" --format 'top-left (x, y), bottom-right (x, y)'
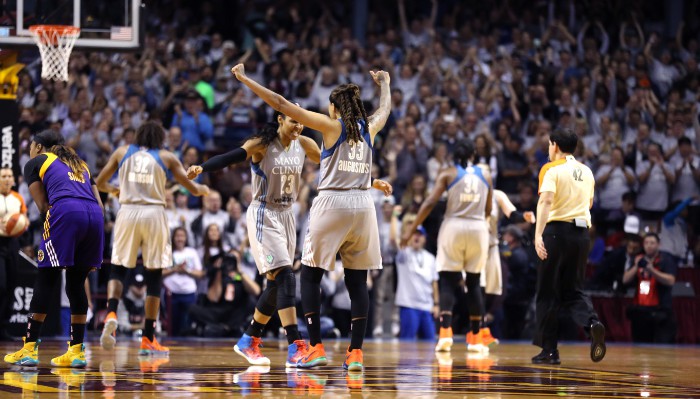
top-left (0, 100), bottom-right (19, 178)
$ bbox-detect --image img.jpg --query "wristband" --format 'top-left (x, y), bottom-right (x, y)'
top-left (509, 210), bottom-right (526, 223)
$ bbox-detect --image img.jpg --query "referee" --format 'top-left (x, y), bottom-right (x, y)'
top-left (532, 128), bottom-right (606, 365)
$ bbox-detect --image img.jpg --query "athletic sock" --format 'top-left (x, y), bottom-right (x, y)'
top-left (26, 318), bottom-right (43, 343)
top-left (284, 324), bottom-right (301, 345)
top-left (144, 319), bottom-right (156, 341)
top-left (306, 313), bottom-right (322, 346)
top-left (349, 317), bottom-right (367, 351)
top-left (107, 298), bottom-right (119, 314)
top-left (440, 313), bottom-right (452, 329)
top-left (469, 316), bottom-right (481, 335)
top-left (245, 320), bottom-right (266, 338)
top-left (70, 323), bottom-right (86, 346)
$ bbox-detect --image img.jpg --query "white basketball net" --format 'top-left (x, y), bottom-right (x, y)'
top-left (28, 25), bottom-right (80, 82)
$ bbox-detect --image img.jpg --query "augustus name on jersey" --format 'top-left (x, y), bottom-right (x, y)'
top-left (318, 119), bottom-right (373, 191)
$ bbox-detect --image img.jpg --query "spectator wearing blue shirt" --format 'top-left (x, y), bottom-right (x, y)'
top-left (171, 91), bottom-right (214, 151)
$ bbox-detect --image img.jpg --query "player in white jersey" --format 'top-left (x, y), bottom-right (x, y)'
top-left (231, 63), bottom-right (391, 371)
top-left (188, 113), bottom-right (319, 367)
top-left (188, 112), bottom-right (392, 367)
top-left (95, 122), bottom-right (209, 357)
top-left (476, 167), bottom-right (536, 347)
top-left (403, 140), bottom-right (493, 354)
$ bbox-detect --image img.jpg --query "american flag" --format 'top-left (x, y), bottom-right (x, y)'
top-left (110, 27), bottom-right (133, 41)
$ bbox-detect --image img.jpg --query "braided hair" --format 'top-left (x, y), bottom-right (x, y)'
top-left (50, 145), bottom-right (88, 177)
top-left (454, 139), bottom-right (476, 168)
top-left (329, 83), bottom-right (368, 143)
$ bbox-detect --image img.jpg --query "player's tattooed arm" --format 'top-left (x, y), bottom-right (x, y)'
top-left (368, 70), bottom-right (391, 140)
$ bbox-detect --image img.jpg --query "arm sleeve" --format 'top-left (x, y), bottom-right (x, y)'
top-left (23, 155), bottom-right (47, 186)
top-left (200, 148), bottom-right (248, 172)
top-left (663, 198), bottom-right (693, 227)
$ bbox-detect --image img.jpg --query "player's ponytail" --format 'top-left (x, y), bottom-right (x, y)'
top-left (329, 84), bottom-right (368, 144)
top-left (50, 145), bottom-right (88, 177)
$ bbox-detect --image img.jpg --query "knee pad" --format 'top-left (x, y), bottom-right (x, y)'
top-left (465, 272), bottom-right (484, 318)
top-left (300, 264), bottom-right (324, 285)
top-left (466, 272), bottom-right (481, 292)
top-left (144, 269), bottom-right (163, 297)
top-left (29, 268), bottom-right (62, 315)
top-left (274, 267), bottom-right (296, 310)
top-left (343, 269), bottom-right (367, 285)
top-left (344, 269), bottom-right (369, 318)
top-left (109, 264), bottom-right (128, 283)
top-left (300, 265), bottom-right (324, 315)
top-left (65, 267), bottom-right (91, 314)
top-left (439, 272), bottom-right (463, 312)
top-left (256, 279), bottom-right (277, 316)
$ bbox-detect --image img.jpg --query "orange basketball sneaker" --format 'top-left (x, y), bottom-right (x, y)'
top-left (139, 336), bottom-right (169, 356)
top-left (296, 343), bottom-right (328, 368)
top-left (466, 330), bottom-right (489, 354)
top-left (100, 311), bottom-right (118, 350)
top-left (343, 348), bottom-right (363, 372)
top-left (435, 327), bottom-right (453, 352)
top-left (480, 327), bottom-right (499, 348)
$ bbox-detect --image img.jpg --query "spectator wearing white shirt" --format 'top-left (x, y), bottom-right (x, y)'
top-left (427, 142), bottom-right (450, 189)
top-left (165, 189), bottom-right (198, 245)
top-left (395, 226), bottom-right (438, 340)
top-left (671, 138), bottom-right (700, 232)
top-left (595, 147), bottom-right (637, 227)
top-left (636, 142), bottom-right (676, 224)
top-left (191, 190), bottom-right (229, 247)
top-left (163, 228), bottom-right (205, 336)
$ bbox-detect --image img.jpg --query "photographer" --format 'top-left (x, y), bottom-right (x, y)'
top-left (622, 233), bottom-right (678, 343)
top-left (188, 251), bottom-right (260, 337)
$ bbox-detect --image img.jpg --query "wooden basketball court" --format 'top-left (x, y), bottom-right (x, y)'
top-left (1, 339), bottom-right (699, 398)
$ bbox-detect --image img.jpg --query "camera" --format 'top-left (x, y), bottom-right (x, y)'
top-left (222, 253), bottom-right (239, 272)
top-left (638, 258), bottom-right (648, 269)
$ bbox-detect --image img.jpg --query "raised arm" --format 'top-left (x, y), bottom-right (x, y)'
top-left (231, 64), bottom-right (341, 139)
top-left (368, 70), bottom-right (392, 140)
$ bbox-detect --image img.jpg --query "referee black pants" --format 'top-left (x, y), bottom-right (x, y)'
top-left (0, 238), bottom-right (19, 331)
top-left (533, 222), bottom-right (598, 350)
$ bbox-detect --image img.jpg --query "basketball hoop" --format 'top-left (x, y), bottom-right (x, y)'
top-left (28, 25), bottom-right (80, 82)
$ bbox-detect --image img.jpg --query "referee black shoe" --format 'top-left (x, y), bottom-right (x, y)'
top-left (531, 349), bottom-right (560, 365)
top-left (590, 321), bottom-right (606, 362)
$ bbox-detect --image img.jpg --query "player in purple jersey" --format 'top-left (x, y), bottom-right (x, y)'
top-left (5, 130), bottom-right (104, 368)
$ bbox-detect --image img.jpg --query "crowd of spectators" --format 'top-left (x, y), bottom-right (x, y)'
top-left (7, 0), bottom-right (700, 342)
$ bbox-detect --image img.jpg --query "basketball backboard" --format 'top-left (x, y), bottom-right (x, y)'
top-left (0, 0), bottom-right (143, 51)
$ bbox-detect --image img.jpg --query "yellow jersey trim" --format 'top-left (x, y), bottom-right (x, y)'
top-left (39, 153), bottom-right (59, 180)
